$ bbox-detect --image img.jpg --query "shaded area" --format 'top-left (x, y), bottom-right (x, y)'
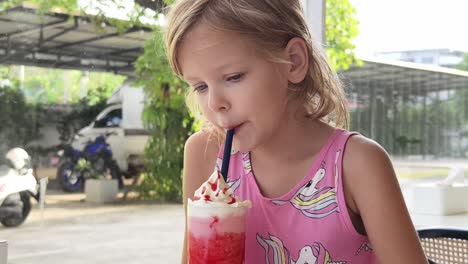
top-left (0, 4), bottom-right (153, 75)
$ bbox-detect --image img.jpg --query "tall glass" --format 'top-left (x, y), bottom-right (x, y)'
top-left (188, 202), bottom-right (248, 264)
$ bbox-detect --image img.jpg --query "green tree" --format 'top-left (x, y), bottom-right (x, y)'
top-left (7, 65), bottom-right (125, 104)
top-left (0, 75), bottom-right (42, 155)
top-left (326, 0), bottom-right (361, 70)
top-left (0, 0), bottom-right (77, 13)
top-left (134, 27), bottom-right (193, 202)
top-left (457, 53), bottom-right (468, 71)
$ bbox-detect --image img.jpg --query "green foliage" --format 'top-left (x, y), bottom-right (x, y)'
top-left (326, 0), bottom-right (361, 70)
top-left (135, 27), bottom-right (182, 89)
top-left (0, 77), bottom-right (42, 154)
top-left (135, 28), bottom-right (194, 202)
top-left (456, 53), bottom-right (468, 71)
top-left (0, 0), bottom-right (77, 14)
top-left (85, 72), bottom-right (126, 103)
top-left (55, 87), bottom-right (110, 144)
top-left (0, 0), bottom-right (148, 32)
top-left (6, 66), bottom-right (125, 104)
top-left (0, 66), bottom-right (118, 169)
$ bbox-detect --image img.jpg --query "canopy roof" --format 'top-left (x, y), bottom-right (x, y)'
top-left (0, 4), bottom-right (153, 75)
top-left (344, 57), bottom-right (468, 95)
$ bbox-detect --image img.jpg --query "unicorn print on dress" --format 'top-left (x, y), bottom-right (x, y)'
top-left (242, 152), bottom-right (252, 174)
top-left (272, 162), bottom-right (339, 219)
top-left (334, 150), bottom-right (341, 188)
top-left (355, 242), bottom-right (373, 256)
top-left (215, 149), bottom-right (239, 171)
top-left (256, 233), bottom-right (346, 264)
top-left (227, 177), bottom-right (241, 192)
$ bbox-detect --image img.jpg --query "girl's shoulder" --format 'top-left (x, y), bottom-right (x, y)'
top-left (344, 133), bottom-right (389, 167)
top-left (342, 133), bottom-right (392, 185)
top-left (342, 132), bottom-right (401, 217)
top-left (184, 130), bottom-right (220, 169)
top-left (183, 130), bottom-right (220, 199)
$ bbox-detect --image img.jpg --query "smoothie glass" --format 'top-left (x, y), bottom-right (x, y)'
top-left (188, 202), bottom-right (248, 264)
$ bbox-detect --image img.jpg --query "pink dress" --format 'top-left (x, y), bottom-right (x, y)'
top-left (216, 129), bottom-right (376, 263)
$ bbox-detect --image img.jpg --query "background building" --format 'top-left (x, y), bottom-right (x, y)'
top-left (376, 49), bottom-right (465, 68)
top-left (342, 58), bottom-right (468, 158)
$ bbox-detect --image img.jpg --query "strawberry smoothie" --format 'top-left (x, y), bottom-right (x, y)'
top-left (188, 170), bottom-right (251, 264)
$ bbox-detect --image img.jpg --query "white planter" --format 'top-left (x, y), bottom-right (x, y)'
top-left (85, 179), bottom-right (118, 203)
top-left (410, 184), bottom-right (468, 215)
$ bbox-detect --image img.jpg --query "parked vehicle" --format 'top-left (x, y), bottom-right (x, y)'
top-left (57, 132), bottom-right (122, 192)
top-left (71, 80), bottom-right (149, 177)
top-left (0, 148), bottom-right (39, 227)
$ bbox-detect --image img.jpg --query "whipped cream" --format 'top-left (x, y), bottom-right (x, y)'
top-left (190, 170), bottom-right (250, 208)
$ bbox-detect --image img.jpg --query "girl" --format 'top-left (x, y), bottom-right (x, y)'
top-left (165, 0), bottom-right (428, 263)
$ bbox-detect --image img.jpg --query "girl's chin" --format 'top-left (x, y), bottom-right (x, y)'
top-left (233, 139), bottom-right (253, 153)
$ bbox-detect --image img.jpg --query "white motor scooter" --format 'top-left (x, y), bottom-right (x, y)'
top-left (0, 148), bottom-right (39, 227)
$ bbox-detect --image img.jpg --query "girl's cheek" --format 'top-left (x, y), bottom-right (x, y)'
top-left (201, 107), bottom-right (216, 123)
top-left (199, 102), bottom-right (210, 115)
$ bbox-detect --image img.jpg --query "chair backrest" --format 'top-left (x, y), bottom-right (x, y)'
top-left (418, 227), bottom-right (468, 264)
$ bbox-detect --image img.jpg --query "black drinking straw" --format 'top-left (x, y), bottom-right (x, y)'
top-left (221, 129), bottom-right (235, 182)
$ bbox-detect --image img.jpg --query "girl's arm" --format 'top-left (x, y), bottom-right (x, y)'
top-left (343, 135), bottom-right (428, 264)
top-left (181, 130), bottom-right (219, 264)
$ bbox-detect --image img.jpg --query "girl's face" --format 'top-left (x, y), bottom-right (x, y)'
top-left (178, 22), bottom-right (293, 152)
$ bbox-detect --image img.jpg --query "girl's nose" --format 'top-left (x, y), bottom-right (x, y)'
top-left (208, 89), bottom-right (230, 112)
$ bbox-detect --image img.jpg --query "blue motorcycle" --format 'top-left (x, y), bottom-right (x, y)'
top-left (57, 132), bottom-right (122, 192)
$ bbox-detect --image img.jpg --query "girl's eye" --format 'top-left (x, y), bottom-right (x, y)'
top-left (226, 73), bottom-right (244, 82)
top-left (193, 84), bottom-right (208, 92)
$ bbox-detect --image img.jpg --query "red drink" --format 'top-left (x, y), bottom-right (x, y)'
top-left (187, 170), bottom-right (250, 264)
top-left (188, 205), bottom-right (247, 264)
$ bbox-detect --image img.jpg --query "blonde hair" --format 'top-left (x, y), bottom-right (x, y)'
top-left (164, 0), bottom-right (349, 137)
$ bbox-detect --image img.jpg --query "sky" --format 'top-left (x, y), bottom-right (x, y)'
top-left (349, 0), bottom-right (468, 56)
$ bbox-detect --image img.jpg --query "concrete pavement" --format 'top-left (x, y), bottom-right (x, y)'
top-left (0, 190), bottom-right (184, 264)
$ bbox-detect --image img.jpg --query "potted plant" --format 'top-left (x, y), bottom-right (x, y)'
top-left (80, 159), bottom-right (119, 203)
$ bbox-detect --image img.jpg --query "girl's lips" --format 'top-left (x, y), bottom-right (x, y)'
top-left (224, 123), bottom-right (244, 133)
top-left (233, 123), bottom-right (245, 134)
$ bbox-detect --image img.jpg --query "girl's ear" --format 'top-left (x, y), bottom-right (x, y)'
top-left (284, 37), bottom-right (309, 84)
